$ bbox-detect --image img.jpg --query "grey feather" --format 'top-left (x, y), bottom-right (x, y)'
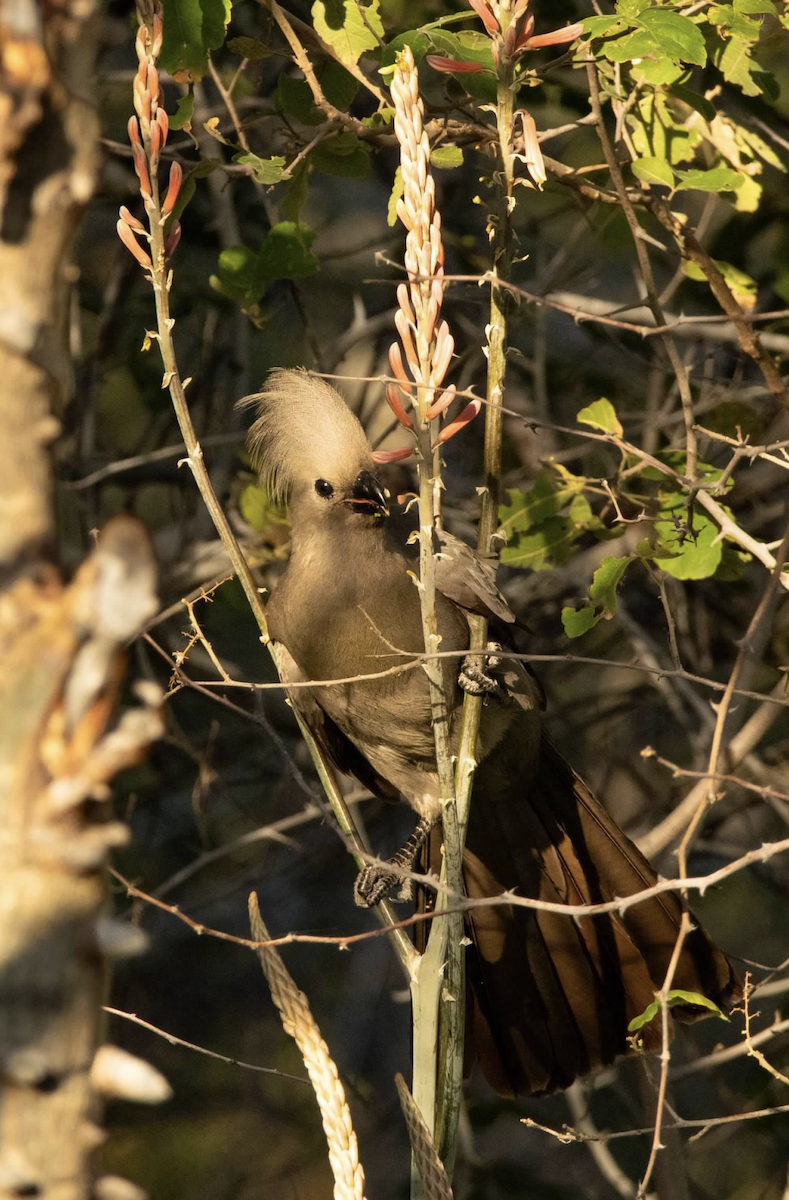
top-left (242, 368), bottom-right (373, 502)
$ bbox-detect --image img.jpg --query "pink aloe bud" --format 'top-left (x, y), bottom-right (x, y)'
top-left (127, 115), bottom-right (141, 147)
top-left (518, 109), bottom-right (546, 188)
top-left (131, 142), bottom-right (152, 199)
top-left (162, 161), bottom-right (183, 216)
top-left (388, 343), bottom-right (414, 395)
top-left (426, 384), bottom-right (457, 421)
top-left (152, 13), bottom-right (163, 58)
top-left (468, 0), bottom-right (499, 37)
top-left (430, 321), bottom-right (454, 387)
top-left (119, 205), bottom-right (145, 232)
top-left (513, 12), bottom-right (535, 49)
top-left (165, 221), bottom-right (182, 259)
top-left (372, 446), bottom-right (415, 465)
top-left (395, 309), bottom-right (419, 374)
top-left (397, 283), bottom-right (415, 324)
top-left (156, 107), bottom-right (169, 145)
top-left (150, 120), bottom-right (162, 161)
top-left (435, 398), bottom-right (481, 444)
top-left (521, 21), bottom-right (583, 50)
top-left (147, 65), bottom-right (160, 108)
top-left (426, 55), bottom-right (486, 74)
top-left (384, 383), bottom-right (415, 429)
top-left (117, 219), bottom-right (152, 268)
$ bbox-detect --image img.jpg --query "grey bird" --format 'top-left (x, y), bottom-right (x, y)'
top-left (246, 368), bottom-right (738, 1097)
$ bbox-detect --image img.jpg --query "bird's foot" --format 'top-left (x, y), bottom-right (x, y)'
top-left (353, 815), bottom-right (436, 908)
top-left (459, 642), bottom-right (505, 701)
top-left (354, 863), bottom-right (411, 908)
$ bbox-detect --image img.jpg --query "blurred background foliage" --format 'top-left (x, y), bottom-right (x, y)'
top-left (66, 0), bottom-right (789, 1195)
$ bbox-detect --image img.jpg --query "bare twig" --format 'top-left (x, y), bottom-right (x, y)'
top-left (104, 1006), bottom-right (308, 1083)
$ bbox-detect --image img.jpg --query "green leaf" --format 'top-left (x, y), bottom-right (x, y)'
top-left (702, 400), bottom-right (763, 439)
top-left (226, 35), bottom-right (272, 59)
top-left (239, 484), bottom-right (286, 531)
top-left (632, 57), bottom-right (684, 85)
top-left (159, 0), bottom-right (232, 80)
top-left (498, 472), bottom-right (586, 536)
top-left (716, 33), bottom-right (763, 95)
top-left (654, 511), bottom-right (723, 580)
top-left (636, 8), bottom-right (707, 65)
top-left (310, 133), bottom-right (371, 177)
top-left (202, 115), bottom-right (234, 146)
top-left (281, 164), bottom-right (308, 222)
top-left (430, 144), bottom-right (464, 169)
top-left (427, 28), bottom-right (497, 101)
top-left (576, 398), bottom-right (623, 437)
top-left (580, 15), bottom-right (628, 38)
top-left (628, 999), bottom-right (661, 1032)
top-left (735, 0), bottom-right (775, 10)
top-left (632, 156), bottom-right (675, 188)
top-left (604, 28), bottom-right (659, 62)
top-left (562, 605), bottom-right (599, 638)
top-left (258, 222), bottom-right (318, 283)
top-left (318, 60), bottom-right (359, 109)
top-left (499, 517), bottom-right (580, 570)
top-left (276, 76), bottom-right (325, 125)
top-left (380, 30), bottom-right (431, 71)
top-left (233, 153), bottom-right (286, 185)
top-left (628, 989), bottom-right (727, 1034)
top-left (668, 83), bottom-right (716, 123)
top-left (736, 126), bottom-right (786, 172)
top-left (568, 493), bottom-right (593, 525)
top-left (715, 546), bottom-right (750, 581)
top-left (169, 90), bottom-right (195, 130)
top-left (665, 990), bottom-right (728, 1019)
top-left (312, 0), bottom-right (383, 66)
top-left (562, 555), bottom-right (636, 638)
top-left (589, 555), bottom-right (636, 614)
top-left (683, 258), bottom-right (757, 309)
top-left (214, 243), bottom-right (265, 302)
top-left (710, 4), bottom-right (763, 36)
top-left (675, 167), bottom-right (744, 191)
top-left (387, 166), bottom-right (403, 227)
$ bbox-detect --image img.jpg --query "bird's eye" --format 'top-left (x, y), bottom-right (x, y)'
top-left (314, 479), bottom-right (334, 499)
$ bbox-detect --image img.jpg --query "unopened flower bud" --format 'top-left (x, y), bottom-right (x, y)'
top-left (435, 398), bottom-right (481, 444)
top-left (165, 221), bottom-right (182, 260)
top-left (162, 161), bottom-right (183, 216)
top-left (117, 220), bottom-right (152, 269)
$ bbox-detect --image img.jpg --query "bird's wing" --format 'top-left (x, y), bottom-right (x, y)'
top-left (435, 529), bottom-right (515, 624)
top-left (273, 642), bottom-right (401, 803)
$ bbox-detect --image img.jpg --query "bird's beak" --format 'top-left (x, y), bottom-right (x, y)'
top-left (346, 470), bottom-right (389, 517)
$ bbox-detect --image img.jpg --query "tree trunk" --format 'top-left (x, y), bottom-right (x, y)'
top-left (0, 3), bottom-right (163, 1197)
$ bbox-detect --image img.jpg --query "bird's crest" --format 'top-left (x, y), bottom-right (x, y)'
top-left (243, 369), bottom-right (374, 502)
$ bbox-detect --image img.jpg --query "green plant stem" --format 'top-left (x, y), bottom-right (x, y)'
top-left (142, 119), bottom-right (415, 978)
top-left (436, 17), bottom-right (516, 1174)
top-left (410, 366), bottom-right (459, 1197)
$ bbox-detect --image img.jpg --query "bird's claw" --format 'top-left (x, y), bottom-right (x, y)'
top-left (459, 642), bottom-right (505, 701)
top-left (354, 864), bottom-right (411, 907)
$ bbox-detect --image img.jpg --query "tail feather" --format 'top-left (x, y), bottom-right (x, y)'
top-left (421, 734), bottom-right (739, 1097)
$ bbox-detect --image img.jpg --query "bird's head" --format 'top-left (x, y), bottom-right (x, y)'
top-left (242, 369), bottom-right (390, 523)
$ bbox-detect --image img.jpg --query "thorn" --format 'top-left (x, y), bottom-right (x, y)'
top-left (94, 1177), bottom-right (149, 1200)
top-left (91, 1045), bottom-right (172, 1104)
top-left (95, 918), bottom-right (150, 960)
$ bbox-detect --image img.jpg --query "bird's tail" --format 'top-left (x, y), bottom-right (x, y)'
top-left (422, 734), bottom-right (739, 1097)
